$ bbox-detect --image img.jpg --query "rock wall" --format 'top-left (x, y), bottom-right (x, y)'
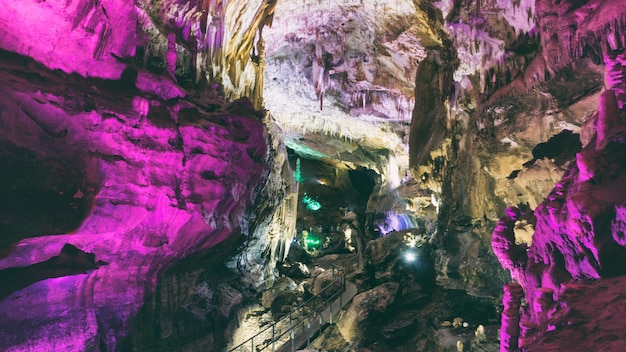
top-left (493, 86), bottom-right (626, 350)
top-left (0, 47), bottom-right (277, 350)
top-left (0, 0), bottom-right (291, 349)
top-left (491, 0), bottom-right (626, 349)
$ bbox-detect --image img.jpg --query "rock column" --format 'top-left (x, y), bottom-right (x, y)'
top-left (500, 283), bottom-right (524, 352)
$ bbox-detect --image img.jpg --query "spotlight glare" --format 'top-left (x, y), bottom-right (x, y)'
top-left (404, 251), bottom-right (416, 262)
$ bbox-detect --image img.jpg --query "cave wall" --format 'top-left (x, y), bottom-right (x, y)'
top-left (493, 57), bottom-right (626, 352)
top-left (489, 0), bottom-right (626, 350)
top-left (401, 0), bottom-right (618, 301)
top-left (260, 0), bottom-right (613, 304)
top-left (0, 0), bottom-right (293, 350)
top-left (0, 48), bottom-right (276, 350)
top-left (1, 0), bottom-right (625, 350)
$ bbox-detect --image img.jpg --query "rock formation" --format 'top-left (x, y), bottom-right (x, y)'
top-left (492, 1), bottom-right (626, 349)
top-left (1, 0), bottom-right (625, 350)
top-left (493, 84), bottom-right (626, 350)
top-left (0, 0), bottom-right (293, 350)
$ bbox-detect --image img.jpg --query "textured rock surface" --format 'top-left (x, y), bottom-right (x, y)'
top-left (332, 282), bottom-right (400, 346)
top-left (0, 0), bottom-right (277, 107)
top-left (520, 276), bottom-right (626, 351)
top-left (0, 47), bottom-right (277, 350)
top-left (0, 0), bottom-right (136, 80)
top-left (0, 0), bottom-right (300, 349)
top-left (491, 1), bottom-right (626, 349)
top-left (493, 86), bottom-right (626, 350)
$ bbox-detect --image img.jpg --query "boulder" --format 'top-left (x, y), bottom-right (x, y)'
top-left (336, 282), bottom-right (399, 345)
top-left (279, 262), bottom-right (311, 280)
top-left (262, 277), bottom-right (298, 309)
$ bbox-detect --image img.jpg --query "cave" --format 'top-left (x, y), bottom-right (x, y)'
top-left (0, 0), bottom-right (625, 351)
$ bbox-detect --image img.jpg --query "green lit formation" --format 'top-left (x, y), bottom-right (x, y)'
top-left (302, 195), bottom-right (321, 211)
top-left (294, 158), bottom-right (304, 183)
top-left (301, 229), bottom-right (321, 251)
top-left (305, 237), bottom-right (321, 246)
top-left (285, 140), bottom-right (327, 160)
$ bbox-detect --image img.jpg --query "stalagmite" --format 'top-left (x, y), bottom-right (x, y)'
top-left (252, 33), bottom-right (267, 109)
top-left (475, 324), bottom-right (487, 343)
top-left (500, 283), bottom-right (523, 352)
top-left (595, 89), bottom-right (619, 150)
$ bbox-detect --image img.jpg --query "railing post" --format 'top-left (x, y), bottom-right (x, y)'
top-left (340, 289), bottom-right (343, 308)
top-left (272, 324), bottom-right (275, 352)
top-left (251, 337), bottom-right (254, 352)
top-left (330, 300), bottom-right (333, 324)
top-left (340, 272), bottom-right (345, 307)
top-left (289, 311), bottom-right (294, 352)
top-left (307, 316), bottom-right (311, 346)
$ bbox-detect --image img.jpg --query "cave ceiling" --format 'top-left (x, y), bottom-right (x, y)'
top-left (262, 0), bottom-right (623, 220)
top-left (262, 0), bottom-right (540, 186)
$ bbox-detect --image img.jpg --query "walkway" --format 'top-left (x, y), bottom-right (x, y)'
top-left (276, 280), bottom-right (357, 352)
top-left (229, 266), bottom-right (358, 352)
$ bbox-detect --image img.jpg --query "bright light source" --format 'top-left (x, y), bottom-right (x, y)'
top-left (404, 251), bottom-right (416, 262)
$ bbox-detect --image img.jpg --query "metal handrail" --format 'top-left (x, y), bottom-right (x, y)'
top-left (265, 282), bottom-right (344, 351)
top-left (229, 267), bottom-right (346, 352)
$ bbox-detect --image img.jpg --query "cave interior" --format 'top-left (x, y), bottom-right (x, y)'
top-left (0, 0), bottom-right (625, 351)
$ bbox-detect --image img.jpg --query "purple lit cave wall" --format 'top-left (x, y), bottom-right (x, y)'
top-left (0, 1), bottom-right (288, 350)
top-left (1, 0), bottom-right (625, 351)
top-left (0, 42), bottom-right (272, 351)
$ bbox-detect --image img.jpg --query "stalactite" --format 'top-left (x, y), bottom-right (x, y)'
top-left (251, 30), bottom-right (266, 110)
top-left (313, 28), bottom-right (326, 110)
top-left (139, 0), bottom-right (277, 106)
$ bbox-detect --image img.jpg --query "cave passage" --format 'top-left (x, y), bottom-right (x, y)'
top-left (0, 143), bottom-right (99, 257)
top-left (288, 151), bottom-right (377, 258)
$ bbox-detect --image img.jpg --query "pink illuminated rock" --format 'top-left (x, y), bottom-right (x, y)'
top-left (493, 1), bottom-right (626, 347)
top-left (492, 207), bottom-right (528, 285)
top-left (0, 50), bottom-right (272, 350)
top-left (494, 111), bottom-right (626, 347)
top-left (500, 283), bottom-right (523, 352)
top-left (595, 89), bottom-right (620, 149)
top-left (604, 50), bottom-right (626, 109)
top-left (0, 0), bottom-right (137, 79)
top-left (522, 276), bottom-right (626, 351)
